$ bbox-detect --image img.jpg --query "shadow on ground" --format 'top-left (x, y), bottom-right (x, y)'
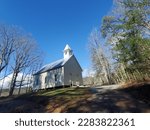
top-left (0, 84), bottom-right (150, 113)
top-left (66, 83), bottom-right (150, 113)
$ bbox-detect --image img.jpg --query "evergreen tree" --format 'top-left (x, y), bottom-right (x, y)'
top-left (101, 0), bottom-right (150, 73)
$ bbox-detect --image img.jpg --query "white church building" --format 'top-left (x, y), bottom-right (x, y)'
top-left (33, 44), bottom-right (83, 90)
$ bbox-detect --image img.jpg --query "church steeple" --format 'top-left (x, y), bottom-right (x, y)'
top-left (63, 44), bottom-right (73, 59)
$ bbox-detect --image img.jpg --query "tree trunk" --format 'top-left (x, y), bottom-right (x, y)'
top-left (26, 77), bottom-right (30, 93)
top-left (0, 66), bottom-right (8, 96)
top-left (18, 77), bottom-right (23, 95)
top-left (18, 70), bottom-right (26, 95)
top-left (9, 71), bottom-right (18, 96)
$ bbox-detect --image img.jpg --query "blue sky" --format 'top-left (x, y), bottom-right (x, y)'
top-left (0, 0), bottom-right (113, 74)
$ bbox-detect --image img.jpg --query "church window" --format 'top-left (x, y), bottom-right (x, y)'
top-left (55, 74), bottom-right (58, 82)
top-left (45, 76), bottom-right (48, 84)
top-left (35, 78), bottom-right (38, 85)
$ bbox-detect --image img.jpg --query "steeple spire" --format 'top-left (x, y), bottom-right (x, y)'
top-left (63, 44), bottom-right (73, 59)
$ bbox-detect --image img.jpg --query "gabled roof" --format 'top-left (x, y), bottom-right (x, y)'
top-left (34, 55), bottom-right (72, 75)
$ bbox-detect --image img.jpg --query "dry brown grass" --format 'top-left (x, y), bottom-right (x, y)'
top-left (120, 79), bottom-right (150, 89)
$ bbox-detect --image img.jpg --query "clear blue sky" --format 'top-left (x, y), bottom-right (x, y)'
top-left (0, 0), bottom-right (113, 73)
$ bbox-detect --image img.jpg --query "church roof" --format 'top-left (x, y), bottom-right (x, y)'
top-left (34, 55), bottom-right (72, 75)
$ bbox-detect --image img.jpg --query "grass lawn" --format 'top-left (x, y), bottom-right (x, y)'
top-left (0, 83), bottom-right (150, 113)
top-left (0, 87), bottom-right (93, 113)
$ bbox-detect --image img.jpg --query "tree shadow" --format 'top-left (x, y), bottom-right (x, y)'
top-left (66, 83), bottom-right (150, 113)
top-left (0, 88), bottom-right (91, 113)
top-left (0, 84), bottom-right (150, 113)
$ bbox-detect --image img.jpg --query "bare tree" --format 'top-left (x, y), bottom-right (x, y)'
top-left (88, 29), bottom-right (112, 85)
top-left (18, 69), bottom-right (26, 95)
top-left (0, 24), bottom-right (43, 96)
top-left (0, 24), bottom-right (15, 73)
top-left (9, 33), bottom-right (42, 96)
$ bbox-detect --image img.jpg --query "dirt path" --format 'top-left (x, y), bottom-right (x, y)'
top-left (66, 84), bottom-right (150, 112)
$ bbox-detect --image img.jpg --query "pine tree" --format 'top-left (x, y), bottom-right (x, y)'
top-left (101, 0), bottom-right (150, 74)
